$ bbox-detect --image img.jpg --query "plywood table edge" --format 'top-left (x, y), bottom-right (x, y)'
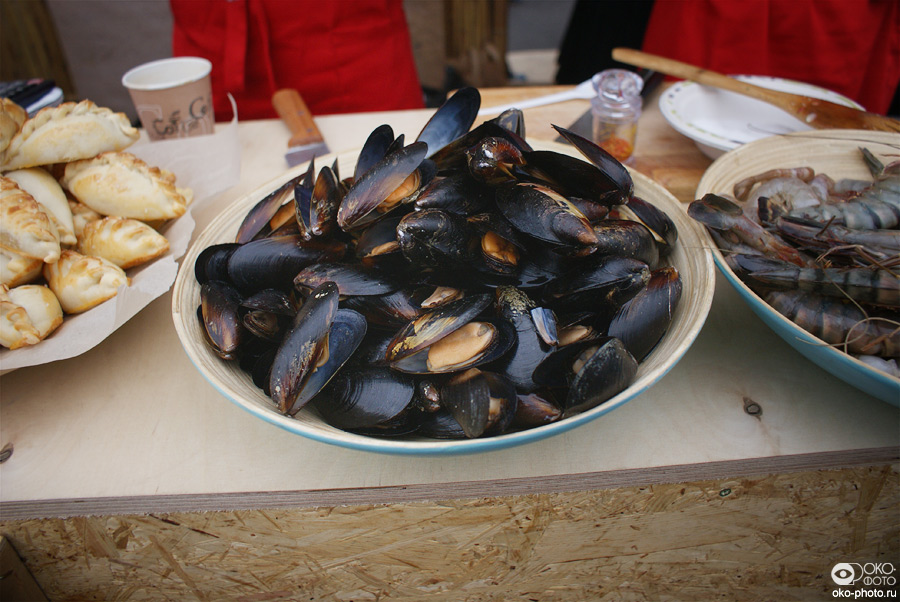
top-left (2, 446), bottom-right (896, 521)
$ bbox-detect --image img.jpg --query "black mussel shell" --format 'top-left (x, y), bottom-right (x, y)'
top-left (552, 124), bottom-right (633, 204)
top-left (607, 266), bottom-right (682, 361)
top-left (490, 108), bottom-right (526, 138)
top-left (342, 288), bottom-right (424, 329)
top-left (564, 337), bottom-right (638, 416)
top-left (242, 309), bottom-right (285, 341)
top-left (495, 183), bottom-right (598, 250)
top-left (544, 255), bottom-right (650, 315)
top-left (305, 165), bottom-right (342, 238)
top-left (396, 208), bottom-right (479, 269)
top-left (355, 124), bottom-right (395, 180)
top-left (428, 121), bottom-right (532, 173)
top-left (512, 391), bottom-right (562, 429)
top-left (490, 286), bottom-right (556, 392)
top-left (390, 317), bottom-right (515, 375)
top-left (286, 308), bottom-right (367, 415)
top-left (385, 293), bottom-right (492, 362)
top-left (227, 235), bottom-right (346, 294)
top-left (627, 196), bottom-right (678, 256)
top-left (440, 369), bottom-right (517, 438)
top-left (314, 366), bottom-right (415, 430)
top-left (338, 142), bottom-right (429, 231)
top-left (414, 172), bottom-right (493, 215)
top-left (415, 409), bottom-right (468, 439)
top-left (355, 214), bottom-right (406, 270)
top-left (415, 86), bottom-right (481, 159)
top-left (199, 280), bottom-right (245, 360)
top-left (240, 288), bottom-right (297, 316)
top-left (532, 336), bottom-right (637, 415)
top-left (269, 281), bottom-right (340, 413)
top-left (521, 150), bottom-right (626, 208)
top-left (293, 262), bottom-right (398, 297)
top-left (592, 219), bottom-right (660, 268)
top-left (236, 173), bottom-right (303, 243)
top-left (195, 243), bottom-right (240, 285)
top-left (467, 136), bottom-right (526, 185)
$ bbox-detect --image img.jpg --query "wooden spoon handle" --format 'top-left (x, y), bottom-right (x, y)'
top-left (611, 48), bottom-right (789, 107)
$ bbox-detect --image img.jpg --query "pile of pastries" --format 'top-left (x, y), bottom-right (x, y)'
top-left (0, 97), bottom-right (192, 350)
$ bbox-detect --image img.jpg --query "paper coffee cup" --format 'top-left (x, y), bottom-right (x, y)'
top-left (122, 57), bottom-right (214, 141)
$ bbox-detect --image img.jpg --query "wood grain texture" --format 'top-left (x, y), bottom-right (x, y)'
top-left (2, 465), bottom-right (897, 601)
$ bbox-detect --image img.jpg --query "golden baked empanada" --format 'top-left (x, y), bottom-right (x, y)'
top-left (0, 247), bottom-right (43, 287)
top-left (0, 100), bottom-right (139, 170)
top-left (4, 167), bottom-right (77, 245)
top-left (0, 177), bottom-right (61, 262)
top-left (43, 250), bottom-right (129, 314)
top-left (78, 216), bottom-right (169, 269)
top-left (0, 98), bottom-right (27, 155)
top-left (5, 284), bottom-right (63, 341)
top-left (68, 199), bottom-right (102, 238)
top-left (0, 284), bottom-right (41, 349)
top-left (60, 151), bottom-right (188, 221)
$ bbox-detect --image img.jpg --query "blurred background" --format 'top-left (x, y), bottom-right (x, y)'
top-left (1, 0), bottom-right (579, 122)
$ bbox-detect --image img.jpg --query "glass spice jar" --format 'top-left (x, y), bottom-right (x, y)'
top-left (590, 69), bottom-right (644, 162)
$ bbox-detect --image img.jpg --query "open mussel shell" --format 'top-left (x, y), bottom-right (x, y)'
top-left (313, 366), bottom-right (415, 431)
top-left (552, 124), bottom-right (633, 204)
top-left (354, 214), bottom-right (406, 271)
top-left (415, 86), bottom-right (481, 159)
top-left (337, 142), bottom-right (429, 231)
top-left (226, 235), bottom-right (346, 293)
top-left (390, 317), bottom-right (515, 375)
top-left (303, 165), bottom-right (343, 239)
top-left (355, 124), bottom-right (395, 180)
top-left (512, 392), bottom-right (562, 429)
top-left (269, 281), bottom-right (340, 413)
top-left (240, 288), bottom-right (297, 316)
top-left (414, 172), bottom-right (493, 216)
top-left (385, 293), bottom-right (492, 362)
top-left (235, 172), bottom-right (305, 243)
top-left (626, 196), bottom-right (678, 257)
top-left (342, 288), bottom-right (424, 329)
top-left (285, 308), bottom-right (368, 416)
top-left (608, 266), bottom-right (683, 362)
top-left (467, 136), bottom-right (526, 185)
top-left (440, 368), bottom-right (518, 438)
top-left (428, 121), bottom-right (532, 173)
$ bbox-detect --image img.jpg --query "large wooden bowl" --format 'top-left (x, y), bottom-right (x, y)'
top-left (696, 130), bottom-right (900, 405)
top-left (172, 140), bottom-right (716, 454)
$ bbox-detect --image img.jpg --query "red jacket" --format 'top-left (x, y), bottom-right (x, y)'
top-left (642, 0), bottom-right (900, 114)
top-left (171, 0), bottom-right (424, 120)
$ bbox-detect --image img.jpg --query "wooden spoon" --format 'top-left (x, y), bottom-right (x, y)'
top-left (612, 47), bottom-right (900, 133)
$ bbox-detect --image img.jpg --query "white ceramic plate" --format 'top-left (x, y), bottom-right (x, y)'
top-left (696, 129), bottom-right (900, 405)
top-left (660, 75), bottom-right (864, 159)
top-left (172, 140), bottom-right (716, 455)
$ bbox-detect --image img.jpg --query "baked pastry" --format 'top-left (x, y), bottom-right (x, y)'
top-left (5, 283), bottom-right (63, 342)
top-left (78, 216), bottom-right (169, 269)
top-left (0, 98), bottom-right (27, 155)
top-left (0, 100), bottom-right (139, 170)
top-left (60, 152), bottom-right (188, 221)
top-left (0, 177), bottom-right (61, 262)
top-left (4, 167), bottom-right (77, 245)
top-left (0, 247), bottom-right (43, 287)
top-left (0, 284), bottom-right (41, 349)
top-left (68, 199), bottom-right (102, 238)
top-left (43, 250), bottom-right (129, 313)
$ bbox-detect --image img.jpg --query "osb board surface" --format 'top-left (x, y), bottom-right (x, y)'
top-left (2, 465), bottom-right (898, 602)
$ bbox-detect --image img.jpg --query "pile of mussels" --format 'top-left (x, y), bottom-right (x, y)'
top-left (194, 88), bottom-right (682, 440)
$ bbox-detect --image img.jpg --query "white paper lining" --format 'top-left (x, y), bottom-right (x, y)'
top-left (0, 96), bottom-right (241, 371)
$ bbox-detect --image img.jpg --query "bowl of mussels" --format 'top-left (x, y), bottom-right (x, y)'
top-left (692, 129), bottom-right (899, 405)
top-left (171, 88), bottom-right (716, 454)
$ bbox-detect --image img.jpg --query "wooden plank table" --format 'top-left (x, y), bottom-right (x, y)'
top-left (1, 86), bottom-right (897, 601)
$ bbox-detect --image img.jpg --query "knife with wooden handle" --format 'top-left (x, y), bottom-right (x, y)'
top-left (272, 88), bottom-right (330, 166)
